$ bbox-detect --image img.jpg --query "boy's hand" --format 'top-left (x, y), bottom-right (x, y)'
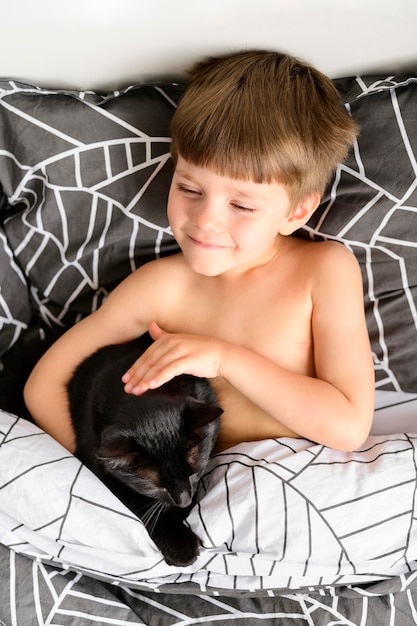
top-left (122, 321), bottom-right (224, 394)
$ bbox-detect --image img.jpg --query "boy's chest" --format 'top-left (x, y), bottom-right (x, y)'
top-left (167, 276), bottom-right (315, 375)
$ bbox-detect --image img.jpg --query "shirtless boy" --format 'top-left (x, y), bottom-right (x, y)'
top-left (24, 50), bottom-right (374, 453)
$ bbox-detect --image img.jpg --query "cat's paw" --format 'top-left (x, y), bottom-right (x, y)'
top-left (161, 526), bottom-right (200, 567)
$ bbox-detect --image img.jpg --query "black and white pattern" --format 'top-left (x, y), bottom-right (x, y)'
top-left (2, 74), bottom-right (417, 624)
top-left (1, 409), bottom-right (417, 593)
top-left (0, 222), bottom-right (32, 352)
top-left (299, 75), bottom-right (417, 393)
top-left (1, 400), bottom-right (417, 624)
top-left (2, 544), bottom-right (417, 626)
top-left (0, 80), bottom-right (181, 355)
top-left (1, 76), bottom-right (417, 392)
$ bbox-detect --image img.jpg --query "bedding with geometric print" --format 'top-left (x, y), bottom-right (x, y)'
top-left (1, 405), bottom-right (417, 626)
top-left (1, 76), bottom-right (417, 394)
top-left (1, 410), bottom-right (417, 593)
top-left (0, 80), bottom-right (182, 355)
top-left (299, 75), bottom-right (417, 394)
top-left (2, 74), bottom-right (417, 626)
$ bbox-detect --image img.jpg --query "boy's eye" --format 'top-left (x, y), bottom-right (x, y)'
top-left (232, 203), bottom-right (256, 214)
top-left (176, 184), bottom-right (256, 213)
top-left (176, 184), bottom-right (201, 196)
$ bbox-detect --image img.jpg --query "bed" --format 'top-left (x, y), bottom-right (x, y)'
top-left (1, 4), bottom-right (417, 624)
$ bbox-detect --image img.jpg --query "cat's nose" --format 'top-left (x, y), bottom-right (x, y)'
top-left (175, 490), bottom-right (192, 508)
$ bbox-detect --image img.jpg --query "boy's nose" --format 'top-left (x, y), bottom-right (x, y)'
top-left (192, 200), bottom-right (224, 232)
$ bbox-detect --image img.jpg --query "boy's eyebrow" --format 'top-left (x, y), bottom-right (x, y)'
top-left (174, 169), bottom-right (260, 201)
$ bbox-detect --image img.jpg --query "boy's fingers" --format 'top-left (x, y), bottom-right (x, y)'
top-left (148, 321), bottom-right (165, 340)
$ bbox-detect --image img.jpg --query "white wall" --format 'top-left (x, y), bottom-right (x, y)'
top-left (1, 0), bottom-right (416, 90)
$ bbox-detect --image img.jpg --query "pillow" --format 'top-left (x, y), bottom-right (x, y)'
top-left (1, 410), bottom-right (417, 593)
top-left (0, 193), bottom-right (32, 355)
top-left (1, 76), bottom-right (417, 394)
top-left (299, 75), bottom-right (417, 393)
top-left (0, 230), bottom-right (31, 350)
top-left (0, 80), bottom-right (183, 339)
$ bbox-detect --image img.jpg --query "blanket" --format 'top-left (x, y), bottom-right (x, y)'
top-left (1, 409), bottom-right (417, 594)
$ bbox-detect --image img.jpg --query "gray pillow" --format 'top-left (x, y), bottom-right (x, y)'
top-left (0, 81), bottom-right (182, 349)
top-left (299, 75), bottom-right (417, 393)
top-left (1, 76), bottom-right (417, 394)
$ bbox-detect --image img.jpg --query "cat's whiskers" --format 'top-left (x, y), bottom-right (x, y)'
top-left (140, 501), bottom-right (167, 535)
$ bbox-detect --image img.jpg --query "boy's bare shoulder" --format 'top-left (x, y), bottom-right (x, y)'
top-left (313, 239), bottom-right (359, 272)
top-left (284, 238), bottom-right (361, 298)
top-left (128, 253), bottom-right (192, 299)
top-left (134, 252), bottom-right (188, 280)
top-left (292, 237), bottom-right (358, 270)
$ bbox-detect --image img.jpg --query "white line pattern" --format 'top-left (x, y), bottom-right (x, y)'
top-left (0, 80), bottom-right (181, 358)
top-left (1, 75), bottom-right (417, 623)
top-left (300, 75), bottom-right (417, 393)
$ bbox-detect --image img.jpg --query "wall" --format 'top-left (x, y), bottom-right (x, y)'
top-left (1, 0), bottom-right (416, 90)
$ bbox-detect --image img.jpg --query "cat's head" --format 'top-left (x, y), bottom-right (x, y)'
top-left (96, 397), bottom-right (222, 508)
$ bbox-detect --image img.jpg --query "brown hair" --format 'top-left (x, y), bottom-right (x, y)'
top-left (170, 50), bottom-right (359, 205)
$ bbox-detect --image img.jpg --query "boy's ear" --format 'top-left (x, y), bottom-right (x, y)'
top-left (279, 192), bottom-right (321, 236)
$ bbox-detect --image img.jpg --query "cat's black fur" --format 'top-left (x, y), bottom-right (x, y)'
top-left (67, 333), bottom-right (222, 567)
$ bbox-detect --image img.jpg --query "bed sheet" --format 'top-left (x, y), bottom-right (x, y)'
top-left (1, 391), bottom-right (417, 596)
top-left (372, 390), bottom-right (417, 434)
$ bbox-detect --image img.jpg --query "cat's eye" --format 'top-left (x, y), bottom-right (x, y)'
top-left (186, 444), bottom-right (200, 469)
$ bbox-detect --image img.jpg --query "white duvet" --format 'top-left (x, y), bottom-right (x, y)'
top-left (1, 396), bottom-right (417, 593)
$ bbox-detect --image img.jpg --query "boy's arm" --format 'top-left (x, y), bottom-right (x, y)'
top-left (24, 313), bottom-right (105, 452)
top-left (225, 243), bottom-right (375, 450)
top-left (123, 245), bottom-right (374, 451)
top-left (23, 264), bottom-right (159, 452)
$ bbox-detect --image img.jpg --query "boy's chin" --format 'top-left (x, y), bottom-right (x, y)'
top-left (188, 259), bottom-right (248, 278)
top-left (179, 248), bottom-right (229, 277)
top-left (186, 257), bottom-right (232, 277)
top-left (189, 263), bottom-right (226, 277)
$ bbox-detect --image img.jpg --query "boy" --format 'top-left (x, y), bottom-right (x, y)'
top-left (24, 50), bottom-right (374, 453)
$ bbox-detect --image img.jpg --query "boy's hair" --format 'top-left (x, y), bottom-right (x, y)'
top-left (170, 50), bottom-right (359, 205)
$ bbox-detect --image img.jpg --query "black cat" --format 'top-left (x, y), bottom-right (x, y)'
top-left (67, 333), bottom-right (222, 567)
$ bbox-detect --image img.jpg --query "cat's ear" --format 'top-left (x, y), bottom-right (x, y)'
top-left (97, 426), bottom-right (134, 469)
top-left (185, 400), bottom-right (223, 427)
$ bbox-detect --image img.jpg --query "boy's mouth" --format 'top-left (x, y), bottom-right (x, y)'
top-left (188, 235), bottom-right (229, 250)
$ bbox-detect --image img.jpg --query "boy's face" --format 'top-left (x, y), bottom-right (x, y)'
top-left (167, 157), bottom-right (296, 277)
